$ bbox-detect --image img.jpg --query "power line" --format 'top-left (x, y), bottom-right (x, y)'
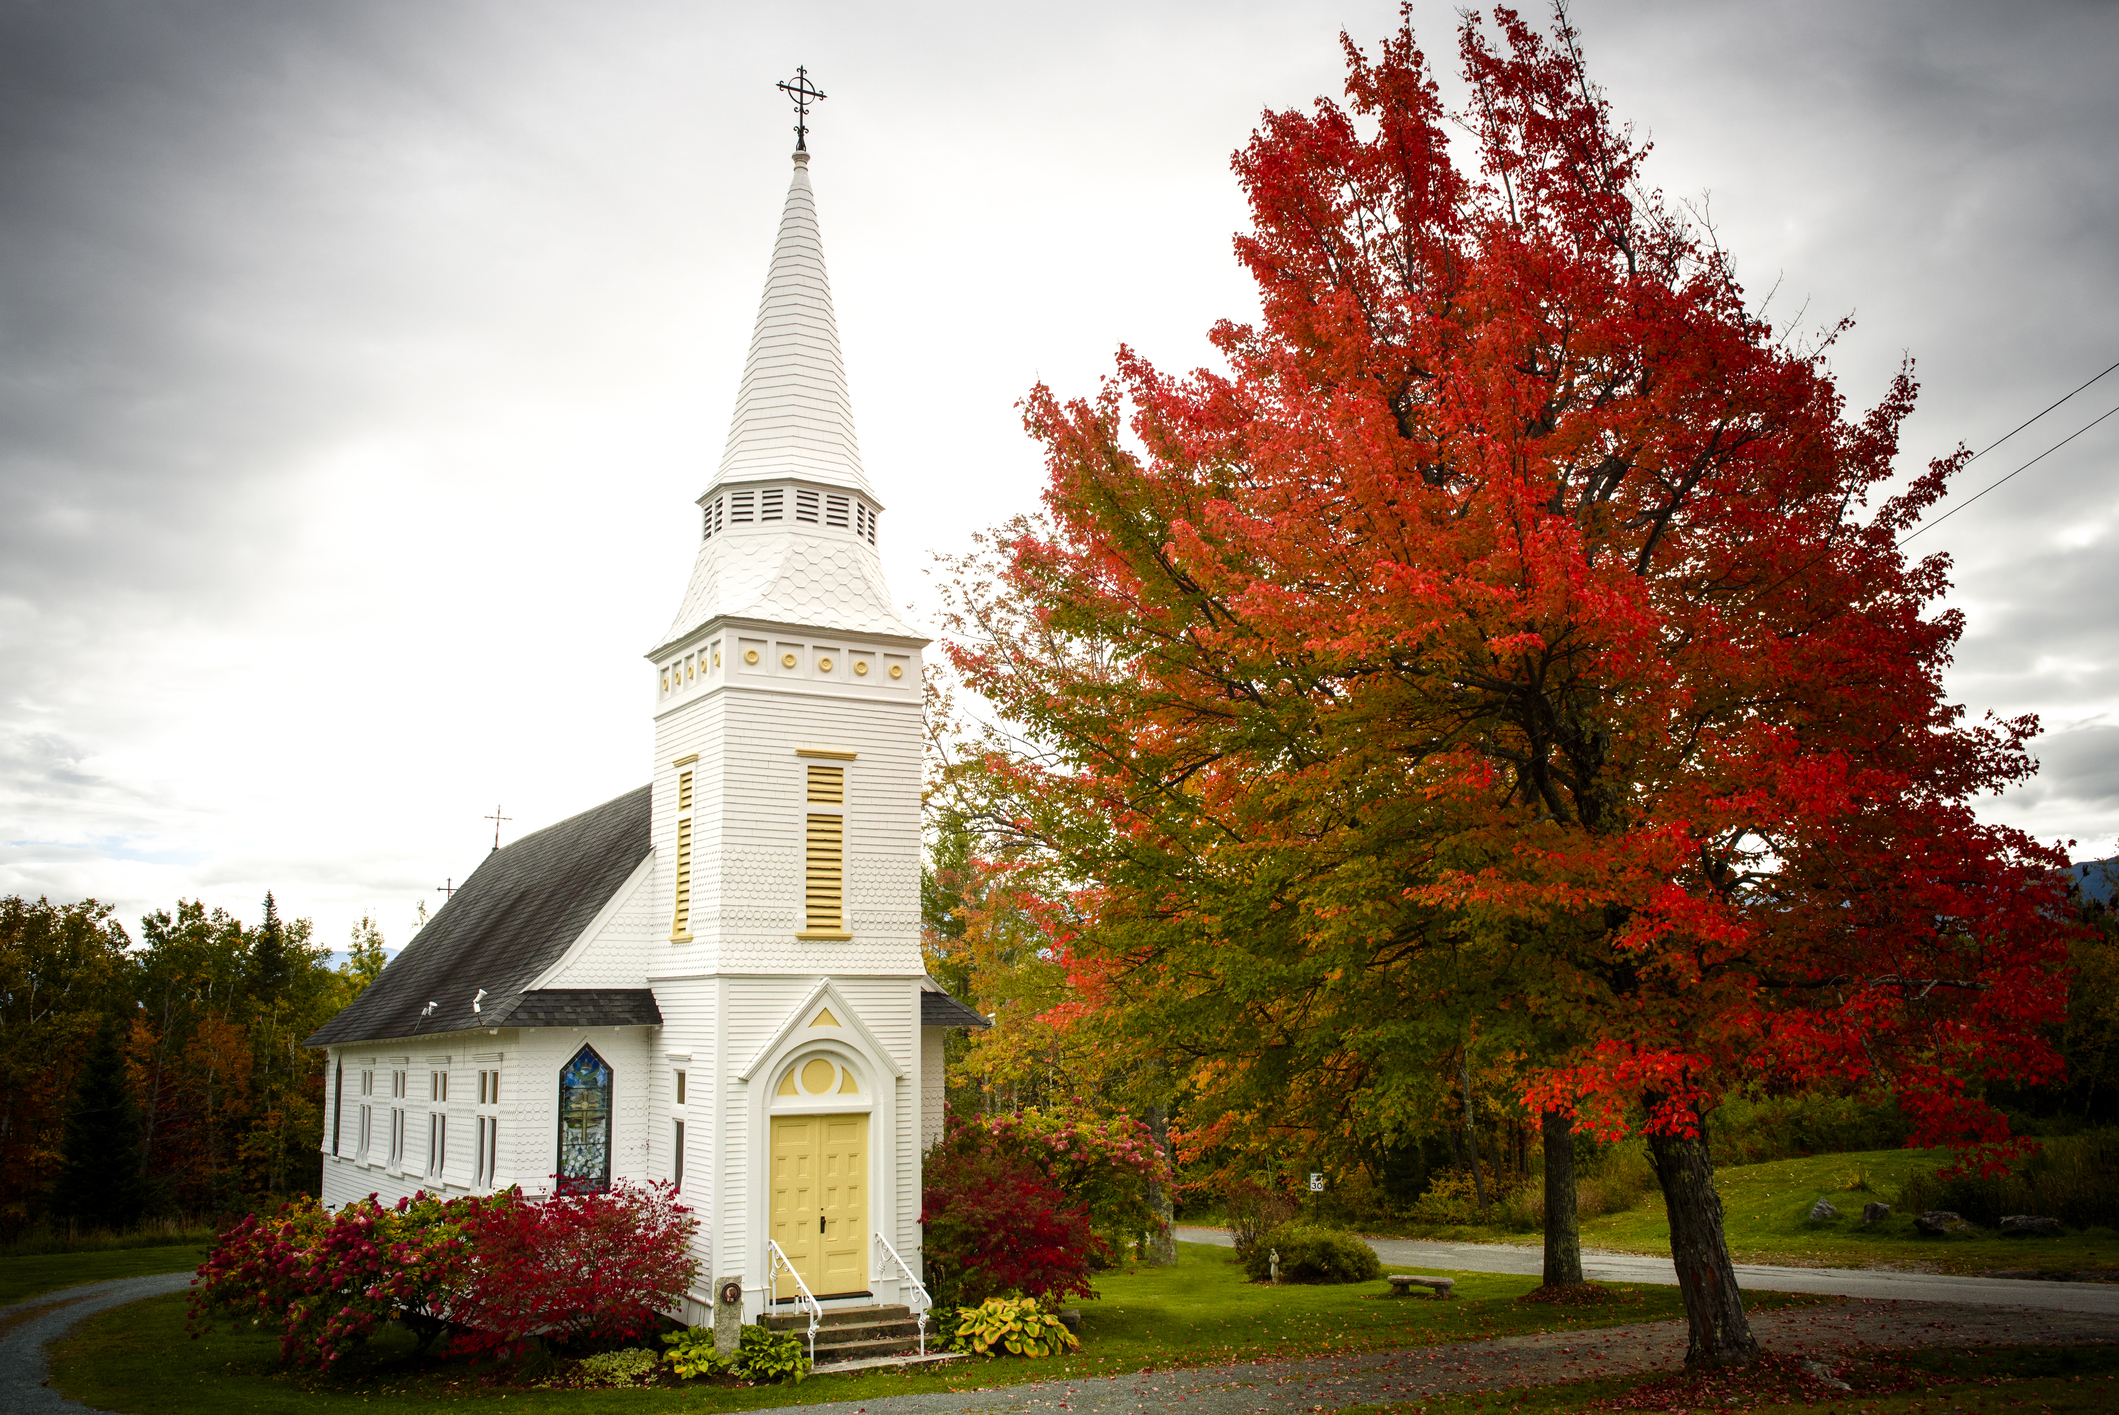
top-left (1961, 357), bottom-right (2119, 467)
top-left (1900, 399), bottom-right (2119, 545)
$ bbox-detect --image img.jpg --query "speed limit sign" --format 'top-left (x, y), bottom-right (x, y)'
top-left (1308, 1172), bottom-right (1324, 1192)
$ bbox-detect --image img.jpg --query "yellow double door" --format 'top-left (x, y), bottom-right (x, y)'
top-left (769, 1113), bottom-right (868, 1299)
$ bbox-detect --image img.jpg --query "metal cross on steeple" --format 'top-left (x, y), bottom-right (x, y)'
top-left (776, 66), bottom-right (826, 151)
top-left (483, 804), bottom-right (512, 853)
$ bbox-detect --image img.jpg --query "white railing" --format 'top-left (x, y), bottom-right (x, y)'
top-left (763, 1239), bottom-right (822, 1362)
top-left (873, 1231), bottom-right (932, 1356)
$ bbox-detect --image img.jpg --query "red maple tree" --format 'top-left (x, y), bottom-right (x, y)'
top-left (937, 4), bottom-right (2077, 1366)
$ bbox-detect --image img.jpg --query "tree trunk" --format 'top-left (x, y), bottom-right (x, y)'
top-left (1459, 1054), bottom-right (1488, 1212)
top-left (1645, 1108), bottom-right (1757, 1368)
top-left (1143, 1103), bottom-right (1177, 1265)
top-left (1539, 1108), bottom-right (1583, 1287)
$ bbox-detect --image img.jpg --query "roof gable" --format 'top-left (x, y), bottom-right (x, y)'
top-left (306, 786), bottom-right (651, 1048)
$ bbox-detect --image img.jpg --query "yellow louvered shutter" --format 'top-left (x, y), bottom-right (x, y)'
top-left (806, 765), bottom-right (843, 804)
top-left (678, 769), bottom-right (694, 812)
top-left (671, 816), bottom-right (693, 938)
top-left (804, 814), bottom-right (843, 932)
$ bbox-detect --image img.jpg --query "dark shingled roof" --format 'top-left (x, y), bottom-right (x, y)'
top-left (306, 786), bottom-right (652, 1048)
top-left (922, 990), bottom-right (992, 1030)
top-left (508, 988), bottom-right (663, 1028)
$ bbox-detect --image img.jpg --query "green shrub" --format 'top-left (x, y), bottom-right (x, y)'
top-left (558, 1347), bottom-right (660, 1388)
top-left (1222, 1181), bottom-right (1299, 1260)
top-left (1575, 1139), bottom-right (1658, 1217)
top-left (730, 1324), bottom-right (810, 1384)
top-left (1408, 1169), bottom-right (1542, 1230)
top-left (948, 1296), bottom-right (1080, 1358)
top-left (1240, 1223), bottom-right (1382, 1284)
top-left (1898, 1130), bottom-right (2119, 1229)
top-left (659, 1326), bottom-right (726, 1380)
top-left (657, 1324), bottom-right (810, 1384)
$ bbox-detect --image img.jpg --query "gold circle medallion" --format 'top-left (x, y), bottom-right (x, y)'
top-left (854, 661), bottom-right (869, 676)
top-left (743, 649), bottom-right (759, 665)
top-left (889, 664), bottom-right (904, 680)
top-left (817, 657), bottom-right (834, 673)
top-left (782, 652), bottom-right (797, 668)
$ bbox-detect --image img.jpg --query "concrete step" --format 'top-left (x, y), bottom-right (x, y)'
top-left (814, 1349), bottom-right (965, 1375)
top-left (762, 1303), bottom-right (911, 1333)
top-left (804, 1333), bottom-right (926, 1361)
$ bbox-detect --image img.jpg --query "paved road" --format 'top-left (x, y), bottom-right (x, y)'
top-left (1175, 1225), bottom-right (2119, 1315)
top-left (0, 1273), bottom-right (192, 1415)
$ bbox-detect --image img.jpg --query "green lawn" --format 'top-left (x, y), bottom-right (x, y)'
top-left (0, 1244), bottom-right (206, 1306)
top-left (1347, 1343), bottom-right (2119, 1415)
top-left (50, 1242), bottom-right (1818, 1415)
top-left (1317, 1149), bottom-right (2119, 1275)
top-left (1577, 1148), bottom-right (2119, 1273)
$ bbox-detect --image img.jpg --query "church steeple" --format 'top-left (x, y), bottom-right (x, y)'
top-left (652, 133), bottom-right (916, 661)
top-left (713, 149), bottom-right (871, 499)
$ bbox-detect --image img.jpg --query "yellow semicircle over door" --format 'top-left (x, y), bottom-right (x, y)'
top-left (771, 1112), bottom-right (868, 1299)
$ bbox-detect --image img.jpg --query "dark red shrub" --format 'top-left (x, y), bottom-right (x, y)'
top-left (920, 1120), bottom-right (1102, 1307)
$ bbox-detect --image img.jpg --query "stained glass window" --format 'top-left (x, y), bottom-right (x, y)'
top-left (557, 1044), bottom-right (612, 1193)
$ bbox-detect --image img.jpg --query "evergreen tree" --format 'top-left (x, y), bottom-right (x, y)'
top-left (248, 892), bottom-right (289, 1003)
top-left (52, 1020), bottom-right (147, 1232)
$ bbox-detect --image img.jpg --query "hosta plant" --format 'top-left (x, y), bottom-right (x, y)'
top-left (660, 1326), bottom-right (730, 1380)
top-left (729, 1324), bottom-right (811, 1384)
top-left (950, 1296), bottom-right (1080, 1358)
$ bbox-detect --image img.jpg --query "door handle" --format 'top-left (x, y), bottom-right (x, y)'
top-left (819, 1215), bottom-right (826, 1234)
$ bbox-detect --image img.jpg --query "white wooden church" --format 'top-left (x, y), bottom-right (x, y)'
top-left (305, 117), bottom-right (987, 1338)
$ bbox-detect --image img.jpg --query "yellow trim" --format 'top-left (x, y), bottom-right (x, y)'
top-left (804, 812), bottom-right (844, 931)
top-left (673, 753), bottom-right (699, 767)
top-left (670, 816), bottom-right (693, 938)
top-left (795, 748), bottom-right (857, 760)
top-left (796, 931), bottom-right (854, 941)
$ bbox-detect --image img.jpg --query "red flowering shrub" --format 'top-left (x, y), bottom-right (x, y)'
top-left (979, 1108), bottom-right (1166, 1262)
top-left (190, 1190), bottom-right (501, 1367)
top-left (920, 1119), bottom-right (1102, 1308)
top-left (189, 1182), bottom-right (696, 1369)
top-left (451, 1180), bottom-right (697, 1354)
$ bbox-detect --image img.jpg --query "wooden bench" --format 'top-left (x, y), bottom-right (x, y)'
top-left (1386, 1274), bottom-right (1455, 1298)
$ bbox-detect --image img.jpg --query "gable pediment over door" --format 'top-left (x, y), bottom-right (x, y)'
top-left (736, 977), bottom-right (904, 1083)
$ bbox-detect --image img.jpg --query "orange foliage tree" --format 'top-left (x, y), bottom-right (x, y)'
top-left (936, 5), bottom-right (2077, 1366)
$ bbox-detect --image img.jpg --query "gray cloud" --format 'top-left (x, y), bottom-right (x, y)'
top-left (0, 0), bottom-right (2114, 949)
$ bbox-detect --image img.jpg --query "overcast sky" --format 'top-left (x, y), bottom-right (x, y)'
top-left (2, 0), bottom-right (2114, 956)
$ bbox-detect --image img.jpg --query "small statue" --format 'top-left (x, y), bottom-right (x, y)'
top-left (1269, 1247), bottom-right (1280, 1284)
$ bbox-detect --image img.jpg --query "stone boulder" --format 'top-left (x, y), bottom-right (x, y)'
top-left (1861, 1202), bottom-right (1892, 1224)
top-left (2000, 1214), bottom-right (2064, 1237)
top-left (1914, 1210), bottom-right (1974, 1236)
top-left (1808, 1198), bottom-right (1839, 1222)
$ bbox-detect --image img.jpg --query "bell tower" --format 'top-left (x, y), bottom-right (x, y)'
top-left (645, 94), bottom-right (930, 1316)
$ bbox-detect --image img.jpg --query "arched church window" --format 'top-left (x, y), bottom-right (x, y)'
top-left (557, 1044), bottom-right (612, 1193)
